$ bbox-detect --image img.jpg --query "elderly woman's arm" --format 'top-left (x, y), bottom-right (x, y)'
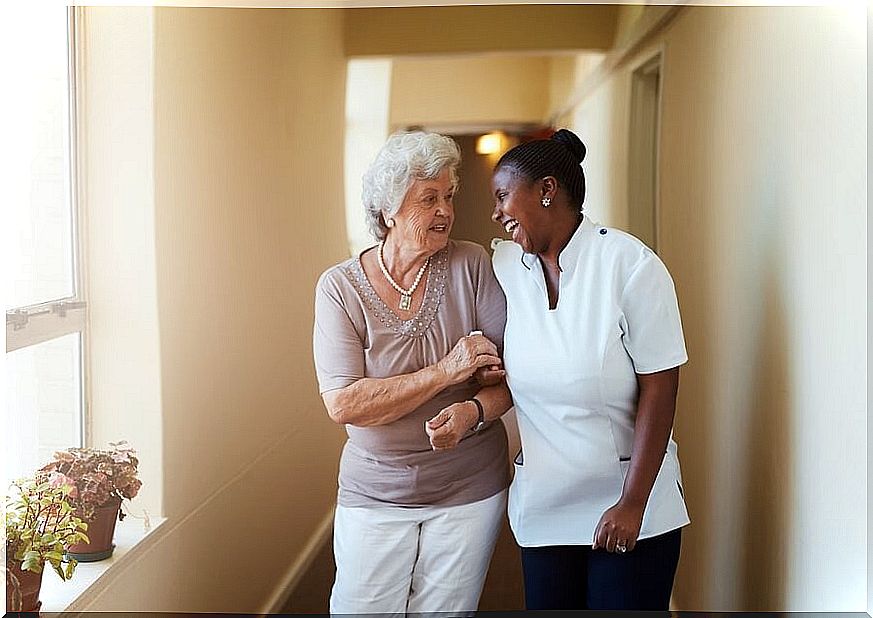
top-left (322, 333), bottom-right (502, 427)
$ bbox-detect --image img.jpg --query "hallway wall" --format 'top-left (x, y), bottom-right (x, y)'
top-left (78, 7), bottom-right (348, 611)
top-left (344, 4), bottom-right (617, 57)
top-left (389, 55), bottom-right (551, 131)
top-left (554, 6), bottom-right (866, 611)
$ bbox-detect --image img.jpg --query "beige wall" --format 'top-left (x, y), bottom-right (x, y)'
top-left (80, 6), bottom-right (163, 523)
top-left (389, 55), bottom-right (551, 131)
top-left (555, 6), bottom-right (866, 611)
top-left (345, 5), bottom-right (618, 57)
top-left (565, 56), bottom-right (632, 232)
top-left (79, 7), bottom-right (348, 611)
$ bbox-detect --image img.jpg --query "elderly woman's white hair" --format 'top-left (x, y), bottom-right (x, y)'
top-left (362, 131), bottom-right (461, 241)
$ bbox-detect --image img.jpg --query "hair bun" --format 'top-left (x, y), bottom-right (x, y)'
top-left (550, 129), bottom-right (586, 164)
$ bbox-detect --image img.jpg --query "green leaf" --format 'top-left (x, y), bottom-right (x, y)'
top-left (53, 562), bottom-right (65, 580)
top-left (21, 555), bottom-right (42, 573)
top-left (46, 551), bottom-right (64, 563)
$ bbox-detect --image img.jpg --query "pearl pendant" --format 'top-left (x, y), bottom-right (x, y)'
top-left (399, 294), bottom-right (412, 311)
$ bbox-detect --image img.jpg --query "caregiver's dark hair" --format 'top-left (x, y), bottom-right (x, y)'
top-left (495, 129), bottom-right (587, 211)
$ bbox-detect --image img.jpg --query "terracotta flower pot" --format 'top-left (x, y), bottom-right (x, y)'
top-left (66, 496), bottom-right (122, 562)
top-left (6, 559), bottom-right (44, 613)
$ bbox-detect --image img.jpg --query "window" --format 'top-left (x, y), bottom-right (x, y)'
top-left (4, 7), bottom-right (85, 486)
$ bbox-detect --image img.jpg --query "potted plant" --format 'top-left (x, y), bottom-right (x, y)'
top-left (39, 441), bottom-right (141, 563)
top-left (5, 473), bottom-right (89, 613)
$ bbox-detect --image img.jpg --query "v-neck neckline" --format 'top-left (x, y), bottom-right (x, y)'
top-left (343, 245), bottom-right (449, 338)
top-left (523, 217), bottom-right (594, 313)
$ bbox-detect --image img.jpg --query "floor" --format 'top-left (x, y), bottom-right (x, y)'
top-left (280, 514), bottom-right (525, 613)
top-left (277, 525), bottom-right (870, 617)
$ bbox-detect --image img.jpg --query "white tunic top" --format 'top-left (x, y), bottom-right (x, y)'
top-left (492, 216), bottom-right (690, 547)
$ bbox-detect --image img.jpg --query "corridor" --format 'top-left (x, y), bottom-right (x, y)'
top-left (5, 3), bottom-right (867, 615)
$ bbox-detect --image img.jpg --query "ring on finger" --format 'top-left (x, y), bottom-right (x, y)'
top-left (616, 543), bottom-right (628, 554)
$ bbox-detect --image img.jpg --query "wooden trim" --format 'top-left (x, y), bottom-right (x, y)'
top-left (261, 507), bottom-right (336, 615)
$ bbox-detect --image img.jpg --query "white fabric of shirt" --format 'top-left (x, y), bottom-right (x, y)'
top-left (492, 216), bottom-right (690, 547)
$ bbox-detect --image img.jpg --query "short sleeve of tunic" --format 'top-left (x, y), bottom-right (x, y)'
top-left (472, 245), bottom-right (507, 354)
top-left (313, 269), bottom-right (365, 393)
top-left (619, 251), bottom-right (688, 374)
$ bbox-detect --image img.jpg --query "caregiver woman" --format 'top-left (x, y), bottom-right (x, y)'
top-left (490, 129), bottom-right (690, 611)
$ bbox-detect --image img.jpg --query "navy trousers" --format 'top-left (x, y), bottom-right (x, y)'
top-left (520, 527), bottom-right (682, 611)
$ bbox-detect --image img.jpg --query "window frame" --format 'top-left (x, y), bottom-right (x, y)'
top-left (5, 6), bottom-right (88, 448)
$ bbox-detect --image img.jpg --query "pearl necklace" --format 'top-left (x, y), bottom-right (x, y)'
top-left (377, 241), bottom-right (430, 311)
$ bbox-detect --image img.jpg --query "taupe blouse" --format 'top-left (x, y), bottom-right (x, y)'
top-left (313, 240), bottom-right (510, 507)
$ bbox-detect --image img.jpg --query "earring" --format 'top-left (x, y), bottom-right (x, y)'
top-left (541, 196), bottom-right (551, 208)
top-left (386, 217), bottom-right (395, 228)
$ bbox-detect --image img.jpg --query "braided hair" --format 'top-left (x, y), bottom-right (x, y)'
top-left (495, 129), bottom-right (587, 211)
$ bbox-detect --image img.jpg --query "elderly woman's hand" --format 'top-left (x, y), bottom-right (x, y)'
top-left (438, 334), bottom-right (502, 384)
top-left (425, 402), bottom-right (478, 450)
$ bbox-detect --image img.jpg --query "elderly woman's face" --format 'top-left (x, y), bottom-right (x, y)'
top-left (389, 168), bottom-right (456, 256)
top-left (491, 166), bottom-right (548, 254)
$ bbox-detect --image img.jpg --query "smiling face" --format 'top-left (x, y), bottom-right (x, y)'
top-left (387, 168), bottom-right (456, 257)
top-left (491, 166), bottom-right (553, 254)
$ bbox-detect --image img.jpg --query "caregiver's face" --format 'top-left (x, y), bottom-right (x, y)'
top-left (491, 166), bottom-right (547, 254)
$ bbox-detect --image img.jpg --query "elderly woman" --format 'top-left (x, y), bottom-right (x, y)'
top-left (489, 129), bottom-right (689, 610)
top-left (313, 131), bottom-right (512, 614)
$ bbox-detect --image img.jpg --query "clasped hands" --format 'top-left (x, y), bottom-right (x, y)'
top-left (425, 332), bottom-right (504, 450)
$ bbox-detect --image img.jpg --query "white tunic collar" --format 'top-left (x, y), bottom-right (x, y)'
top-left (520, 215), bottom-right (597, 280)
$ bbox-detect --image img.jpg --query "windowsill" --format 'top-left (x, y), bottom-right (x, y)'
top-left (38, 515), bottom-right (168, 613)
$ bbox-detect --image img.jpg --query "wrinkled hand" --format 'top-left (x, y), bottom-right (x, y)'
top-left (592, 500), bottom-right (645, 553)
top-left (474, 365), bottom-right (506, 386)
top-left (425, 402), bottom-right (478, 450)
top-left (438, 334), bottom-right (502, 384)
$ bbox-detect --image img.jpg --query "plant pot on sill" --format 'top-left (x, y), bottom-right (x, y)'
top-left (65, 496), bottom-right (122, 562)
top-left (6, 559), bottom-right (44, 614)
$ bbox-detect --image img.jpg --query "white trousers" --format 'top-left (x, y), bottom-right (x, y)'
top-left (330, 489), bottom-right (507, 615)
